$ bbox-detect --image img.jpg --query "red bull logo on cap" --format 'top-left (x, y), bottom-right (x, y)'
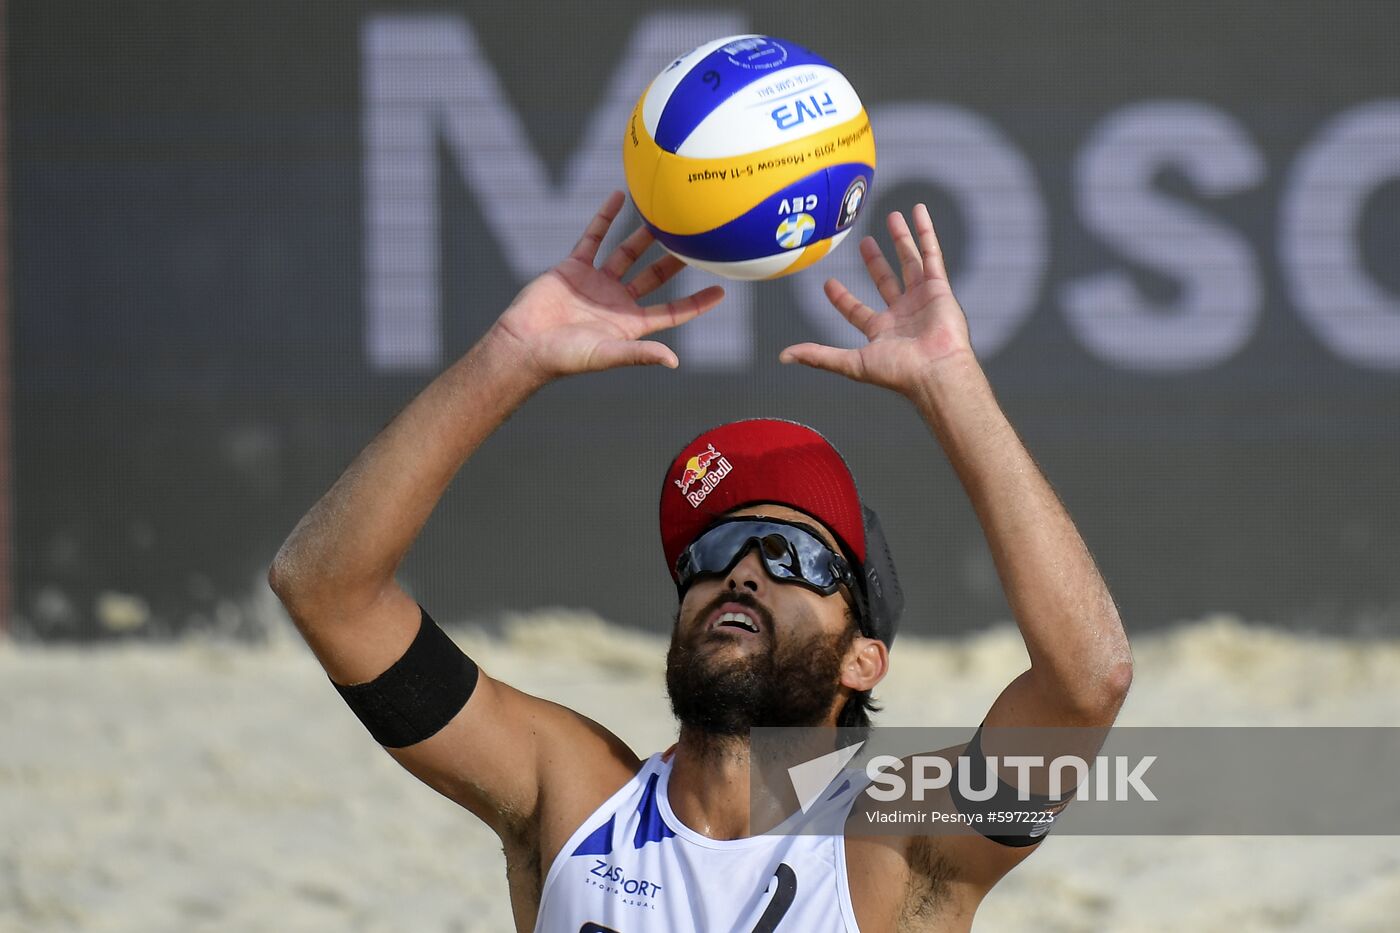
top-left (673, 443), bottom-right (733, 508)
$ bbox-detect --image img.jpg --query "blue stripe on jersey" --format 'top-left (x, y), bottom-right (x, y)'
top-left (652, 37), bottom-right (833, 153)
top-left (633, 772), bottom-right (676, 849)
top-left (571, 814), bottom-right (615, 857)
top-left (644, 163), bottom-right (873, 262)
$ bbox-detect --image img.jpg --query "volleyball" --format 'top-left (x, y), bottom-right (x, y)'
top-left (623, 35), bottom-right (876, 281)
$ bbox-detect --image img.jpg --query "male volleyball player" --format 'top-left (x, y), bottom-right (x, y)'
top-left (269, 192), bottom-right (1132, 931)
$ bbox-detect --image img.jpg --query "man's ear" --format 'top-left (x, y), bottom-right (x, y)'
top-left (841, 636), bottom-right (888, 693)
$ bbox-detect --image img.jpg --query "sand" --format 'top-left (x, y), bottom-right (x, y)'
top-left (3, 607), bottom-right (1398, 932)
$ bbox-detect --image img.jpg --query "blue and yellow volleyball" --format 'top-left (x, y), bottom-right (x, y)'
top-left (623, 35), bottom-right (876, 281)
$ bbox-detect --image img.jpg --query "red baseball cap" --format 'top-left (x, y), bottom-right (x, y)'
top-left (660, 418), bottom-right (904, 645)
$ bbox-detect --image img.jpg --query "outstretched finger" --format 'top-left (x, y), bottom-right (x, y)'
top-left (570, 191), bottom-right (626, 264)
top-left (912, 203), bottom-right (948, 285)
top-left (602, 224), bottom-right (655, 280)
top-left (650, 284), bottom-right (726, 331)
top-left (626, 252), bottom-right (685, 300)
top-left (859, 237), bottom-right (903, 307)
top-left (823, 278), bottom-right (880, 335)
top-left (778, 342), bottom-right (865, 382)
top-left (887, 210), bottom-right (924, 290)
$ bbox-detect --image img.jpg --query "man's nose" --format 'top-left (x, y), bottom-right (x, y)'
top-left (725, 545), bottom-right (769, 594)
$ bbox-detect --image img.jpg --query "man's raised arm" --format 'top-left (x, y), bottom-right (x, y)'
top-left (780, 203), bottom-right (1132, 731)
top-left (904, 347), bottom-right (1132, 730)
top-left (782, 203), bottom-right (1131, 895)
top-left (267, 192), bottom-right (723, 836)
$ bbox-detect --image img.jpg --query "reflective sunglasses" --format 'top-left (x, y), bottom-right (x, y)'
top-left (674, 517), bottom-right (861, 600)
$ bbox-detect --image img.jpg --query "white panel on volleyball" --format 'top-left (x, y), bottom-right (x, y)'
top-left (677, 66), bottom-right (861, 158)
top-left (641, 35), bottom-right (762, 136)
top-left (668, 229), bottom-right (852, 281)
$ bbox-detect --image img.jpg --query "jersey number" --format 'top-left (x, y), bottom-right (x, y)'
top-left (750, 862), bottom-right (797, 933)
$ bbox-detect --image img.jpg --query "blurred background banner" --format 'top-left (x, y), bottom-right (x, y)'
top-left (11, 1), bottom-right (1400, 640)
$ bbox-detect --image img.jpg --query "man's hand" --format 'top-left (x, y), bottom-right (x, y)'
top-left (490, 190), bottom-right (725, 382)
top-left (779, 204), bottom-right (971, 395)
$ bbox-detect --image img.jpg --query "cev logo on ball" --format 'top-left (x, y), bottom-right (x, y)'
top-left (776, 213), bottom-right (816, 249)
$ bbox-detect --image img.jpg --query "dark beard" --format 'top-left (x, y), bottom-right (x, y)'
top-left (665, 590), bottom-right (855, 736)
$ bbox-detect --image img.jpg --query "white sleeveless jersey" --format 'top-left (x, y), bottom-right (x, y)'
top-left (533, 752), bottom-right (862, 933)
